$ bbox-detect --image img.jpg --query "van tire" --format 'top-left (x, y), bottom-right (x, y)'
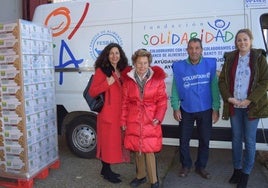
top-left (66, 115), bottom-right (97, 159)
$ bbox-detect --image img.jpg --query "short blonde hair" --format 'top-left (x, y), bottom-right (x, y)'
top-left (131, 49), bottom-right (152, 65)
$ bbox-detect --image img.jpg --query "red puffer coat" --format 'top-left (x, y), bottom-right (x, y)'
top-left (121, 66), bottom-right (167, 153)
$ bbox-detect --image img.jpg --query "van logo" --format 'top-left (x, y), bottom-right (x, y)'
top-left (44, 3), bottom-right (89, 39)
top-left (89, 30), bottom-right (123, 59)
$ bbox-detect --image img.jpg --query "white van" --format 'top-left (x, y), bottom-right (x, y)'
top-left (33, 0), bottom-right (268, 158)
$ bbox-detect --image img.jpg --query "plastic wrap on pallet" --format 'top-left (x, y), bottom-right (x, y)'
top-left (0, 19), bottom-right (59, 179)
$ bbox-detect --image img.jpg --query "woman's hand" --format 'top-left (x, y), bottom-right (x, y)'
top-left (107, 76), bottom-right (115, 85)
top-left (121, 125), bottom-right (126, 131)
top-left (239, 99), bottom-right (251, 108)
top-left (152, 119), bottom-right (160, 126)
top-left (228, 97), bottom-right (240, 105)
top-left (228, 97), bottom-right (251, 108)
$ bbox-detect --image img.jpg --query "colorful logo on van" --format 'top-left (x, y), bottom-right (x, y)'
top-left (44, 3), bottom-right (89, 39)
top-left (43, 3), bottom-right (90, 85)
top-left (142, 19), bottom-right (234, 46)
top-left (89, 30), bottom-right (123, 59)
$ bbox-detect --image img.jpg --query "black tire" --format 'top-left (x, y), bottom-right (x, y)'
top-left (66, 115), bottom-right (97, 158)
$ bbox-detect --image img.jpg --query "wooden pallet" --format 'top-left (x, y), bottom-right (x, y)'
top-left (0, 159), bottom-right (60, 188)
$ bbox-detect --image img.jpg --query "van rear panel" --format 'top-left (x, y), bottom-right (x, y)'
top-left (33, 0), bottom-right (268, 150)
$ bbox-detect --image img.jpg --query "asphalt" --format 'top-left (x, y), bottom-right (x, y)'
top-left (163, 148), bottom-right (268, 188)
top-left (18, 136), bottom-right (268, 188)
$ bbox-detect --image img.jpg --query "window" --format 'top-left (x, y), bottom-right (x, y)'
top-left (260, 14), bottom-right (268, 52)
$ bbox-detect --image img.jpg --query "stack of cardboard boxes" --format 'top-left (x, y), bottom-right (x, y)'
top-left (0, 19), bottom-right (58, 179)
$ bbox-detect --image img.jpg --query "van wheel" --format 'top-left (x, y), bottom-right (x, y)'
top-left (66, 115), bottom-right (97, 158)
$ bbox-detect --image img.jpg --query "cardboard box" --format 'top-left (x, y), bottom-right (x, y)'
top-left (0, 23), bottom-right (17, 33)
top-left (0, 19), bottom-right (58, 179)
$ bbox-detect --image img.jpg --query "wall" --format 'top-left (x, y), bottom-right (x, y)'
top-left (0, 0), bottom-right (22, 22)
top-left (23, 0), bottom-right (50, 21)
top-left (0, 0), bottom-right (51, 22)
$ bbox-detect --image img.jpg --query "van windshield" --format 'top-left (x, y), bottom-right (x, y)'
top-left (261, 14), bottom-right (268, 53)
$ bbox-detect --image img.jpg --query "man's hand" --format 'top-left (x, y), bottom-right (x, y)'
top-left (212, 110), bottom-right (219, 124)
top-left (173, 110), bottom-right (182, 122)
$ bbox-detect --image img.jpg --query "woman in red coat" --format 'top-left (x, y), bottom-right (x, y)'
top-left (121, 49), bottom-right (168, 188)
top-left (89, 43), bottom-right (129, 183)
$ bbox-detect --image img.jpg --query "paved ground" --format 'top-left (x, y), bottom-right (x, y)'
top-left (163, 148), bottom-right (268, 188)
top-left (33, 135), bottom-right (175, 188)
top-left (15, 136), bottom-right (268, 188)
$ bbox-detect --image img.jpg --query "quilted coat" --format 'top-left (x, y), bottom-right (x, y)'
top-left (121, 66), bottom-right (168, 153)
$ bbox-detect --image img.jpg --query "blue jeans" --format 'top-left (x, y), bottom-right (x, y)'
top-left (230, 108), bottom-right (259, 174)
top-left (179, 108), bottom-right (212, 169)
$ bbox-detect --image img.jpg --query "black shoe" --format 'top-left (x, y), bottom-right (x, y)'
top-left (237, 172), bottom-right (249, 188)
top-left (103, 172), bottom-right (122, 184)
top-left (111, 171), bottom-right (120, 178)
top-left (101, 169), bottom-right (120, 178)
top-left (229, 169), bottom-right (242, 184)
top-left (130, 177), bottom-right (146, 187)
top-left (151, 181), bottom-right (159, 188)
top-left (100, 161), bottom-right (120, 178)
